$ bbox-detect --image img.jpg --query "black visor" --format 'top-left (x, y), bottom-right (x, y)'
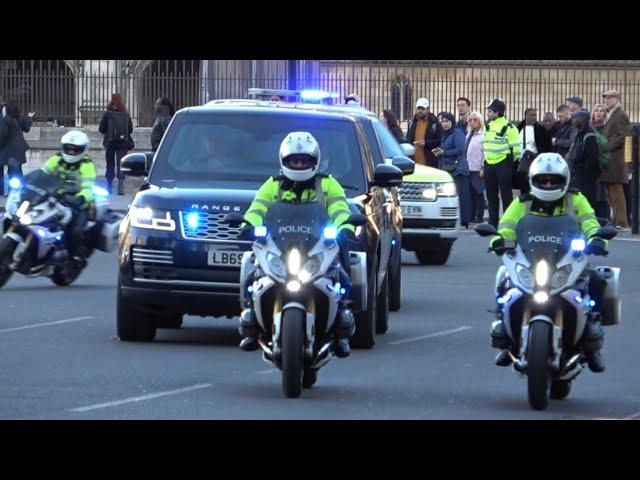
top-left (62, 144), bottom-right (85, 156)
top-left (532, 174), bottom-right (566, 190)
top-left (283, 154), bottom-right (317, 170)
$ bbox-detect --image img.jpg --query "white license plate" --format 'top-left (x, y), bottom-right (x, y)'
top-left (401, 205), bottom-right (423, 217)
top-left (207, 249), bottom-right (245, 267)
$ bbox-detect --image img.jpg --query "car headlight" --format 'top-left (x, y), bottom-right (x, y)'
top-left (266, 253), bottom-right (286, 279)
top-left (436, 182), bottom-right (457, 197)
top-left (287, 248), bottom-right (301, 275)
top-left (422, 188), bottom-right (437, 201)
top-left (535, 260), bottom-right (549, 287)
top-left (516, 263), bottom-right (534, 289)
top-left (550, 265), bottom-right (572, 290)
top-left (129, 206), bottom-right (176, 231)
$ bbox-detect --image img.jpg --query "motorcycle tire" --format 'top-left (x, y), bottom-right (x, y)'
top-left (0, 237), bottom-right (17, 288)
top-left (527, 322), bottom-right (552, 410)
top-left (375, 272), bottom-right (389, 334)
top-left (550, 379), bottom-right (572, 400)
top-left (50, 258), bottom-right (84, 286)
top-left (281, 308), bottom-right (305, 398)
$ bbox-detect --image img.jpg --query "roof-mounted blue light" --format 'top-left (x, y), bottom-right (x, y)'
top-left (300, 90), bottom-right (340, 102)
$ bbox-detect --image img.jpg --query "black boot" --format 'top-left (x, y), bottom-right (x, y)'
top-left (491, 320), bottom-right (513, 366)
top-left (495, 349), bottom-right (513, 367)
top-left (333, 305), bottom-right (355, 358)
top-left (117, 179), bottom-right (125, 196)
top-left (238, 308), bottom-right (259, 351)
top-left (583, 314), bottom-right (605, 373)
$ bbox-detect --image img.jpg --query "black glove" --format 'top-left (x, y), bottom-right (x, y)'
top-left (490, 236), bottom-right (505, 255)
top-left (587, 237), bottom-right (608, 256)
top-left (70, 196), bottom-right (86, 210)
top-left (237, 224), bottom-right (254, 241)
top-left (338, 228), bottom-right (357, 242)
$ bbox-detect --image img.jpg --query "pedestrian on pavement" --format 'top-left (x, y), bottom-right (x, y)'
top-left (569, 110), bottom-right (600, 207)
top-left (150, 97), bottom-right (175, 152)
top-left (437, 111), bottom-right (471, 227)
top-left (566, 95), bottom-right (583, 113)
top-left (456, 97), bottom-right (471, 132)
top-left (466, 111), bottom-right (486, 223)
top-left (516, 108), bottom-right (553, 194)
top-left (483, 98), bottom-right (521, 227)
top-left (379, 109), bottom-right (406, 143)
top-left (589, 103), bottom-right (611, 224)
top-left (553, 104), bottom-right (573, 158)
top-left (561, 95), bottom-right (584, 165)
top-left (406, 98), bottom-right (442, 168)
top-left (542, 111), bottom-right (560, 137)
top-left (98, 93), bottom-right (133, 195)
top-left (0, 100), bottom-right (34, 195)
top-left (599, 89), bottom-right (631, 231)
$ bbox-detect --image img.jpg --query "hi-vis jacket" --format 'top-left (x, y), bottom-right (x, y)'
top-left (41, 154), bottom-right (97, 207)
top-left (483, 116), bottom-right (522, 165)
top-left (244, 175), bottom-right (355, 233)
top-left (490, 192), bottom-right (601, 247)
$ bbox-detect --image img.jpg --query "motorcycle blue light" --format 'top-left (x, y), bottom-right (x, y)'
top-left (589, 300), bottom-right (596, 307)
top-left (392, 239), bottom-right (396, 246)
top-left (186, 212), bottom-right (199, 229)
top-left (574, 295), bottom-right (583, 303)
top-left (9, 177), bottom-right (21, 189)
top-left (36, 228), bottom-right (46, 238)
top-left (55, 234), bottom-right (62, 241)
top-left (92, 186), bottom-right (110, 198)
top-left (255, 226), bottom-right (267, 238)
top-left (340, 288), bottom-right (346, 295)
top-left (571, 238), bottom-right (586, 251)
top-left (323, 226), bottom-right (337, 240)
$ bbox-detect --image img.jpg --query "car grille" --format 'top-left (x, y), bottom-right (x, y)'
top-left (398, 182), bottom-right (434, 201)
top-left (132, 247), bottom-right (176, 280)
top-left (179, 211), bottom-right (243, 242)
top-left (440, 207), bottom-right (458, 217)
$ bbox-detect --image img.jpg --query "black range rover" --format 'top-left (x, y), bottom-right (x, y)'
top-left (117, 101), bottom-right (410, 348)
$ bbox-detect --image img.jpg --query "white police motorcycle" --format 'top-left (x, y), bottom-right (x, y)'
top-left (477, 216), bottom-right (620, 410)
top-left (229, 202), bottom-right (367, 398)
top-left (0, 170), bottom-right (122, 288)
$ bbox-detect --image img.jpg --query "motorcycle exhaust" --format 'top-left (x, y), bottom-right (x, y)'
top-left (558, 354), bottom-right (584, 381)
top-left (258, 339), bottom-right (275, 362)
top-left (311, 342), bottom-right (333, 369)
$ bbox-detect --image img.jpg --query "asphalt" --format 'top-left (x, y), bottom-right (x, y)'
top-left (0, 231), bottom-right (638, 419)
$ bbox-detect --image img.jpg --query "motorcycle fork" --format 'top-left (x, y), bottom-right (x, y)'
top-left (517, 300), bottom-right (564, 372)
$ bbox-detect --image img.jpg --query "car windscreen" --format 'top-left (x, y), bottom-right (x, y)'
top-left (21, 169), bottom-right (65, 204)
top-left (148, 112), bottom-right (367, 195)
top-left (515, 214), bottom-right (581, 264)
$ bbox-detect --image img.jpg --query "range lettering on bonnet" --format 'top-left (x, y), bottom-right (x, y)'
top-left (279, 225), bottom-right (312, 235)
top-left (528, 235), bottom-right (563, 244)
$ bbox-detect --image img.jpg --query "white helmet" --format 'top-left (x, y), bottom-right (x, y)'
top-left (528, 152), bottom-right (570, 202)
top-left (60, 130), bottom-right (90, 164)
top-left (279, 131), bottom-right (320, 182)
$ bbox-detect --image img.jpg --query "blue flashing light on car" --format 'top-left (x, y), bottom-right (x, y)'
top-left (300, 90), bottom-right (340, 102)
top-left (186, 212), bottom-right (199, 229)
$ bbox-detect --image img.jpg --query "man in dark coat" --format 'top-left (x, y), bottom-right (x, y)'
top-left (599, 89), bottom-right (631, 230)
top-left (569, 110), bottom-right (600, 207)
top-left (0, 100), bottom-right (34, 195)
top-left (406, 97), bottom-right (442, 168)
top-left (516, 108), bottom-right (553, 193)
top-left (553, 104), bottom-right (573, 158)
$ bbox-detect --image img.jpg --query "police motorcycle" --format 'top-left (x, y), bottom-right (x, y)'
top-left (0, 170), bottom-right (122, 288)
top-left (476, 217), bottom-right (620, 410)
top-left (226, 203), bottom-right (368, 398)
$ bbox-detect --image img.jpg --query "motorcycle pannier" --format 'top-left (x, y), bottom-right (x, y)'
top-left (595, 266), bottom-right (621, 326)
top-left (96, 211), bottom-right (123, 253)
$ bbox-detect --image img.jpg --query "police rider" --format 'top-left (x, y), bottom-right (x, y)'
top-left (238, 131), bottom-right (357, 358)
top-left (489, 152), bottom-right (608, 373)
top-left (41, 131), bottom-right (97, 264)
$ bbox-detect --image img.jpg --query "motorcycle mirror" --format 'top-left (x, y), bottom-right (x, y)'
top-left (475, 223), bottom-right (497, 237)
top-left (596, 226), bottom-right (618, 240)
top-left (223, 213), bottom-right (244, 227)
top-left (344, 214), bottom-right (367, 227)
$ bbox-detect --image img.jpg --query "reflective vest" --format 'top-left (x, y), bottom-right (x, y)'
top-left (483, 116), bottom-right (522, 165)
top-left (41, 154), bottom-right (97, 206)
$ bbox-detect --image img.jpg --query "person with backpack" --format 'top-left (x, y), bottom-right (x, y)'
top-left (568, 110), bottom-right (601, 208)
top-left (98, 93), bottom-right (133, 195)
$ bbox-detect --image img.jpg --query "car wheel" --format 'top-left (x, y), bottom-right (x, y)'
top-left (155, 313), bottom-right (184, 329)
top-left (375, 272), bottom-right (389, 334)
top-left (415, 243), bottom-right (452, 266)
top-left (116, 273), bottom-right (156, 342)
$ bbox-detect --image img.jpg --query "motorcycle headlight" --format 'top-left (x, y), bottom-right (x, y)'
top-left (298, 254), bottom-right (324, 283)
top-left (516, 263), bottom-right (534, 289)
top-left (551, 265), bottom-right (572, 290)
top-left (535, 260), bottom-right (549, 287)
top-left (130, 206), bottom-right (176, 232)
top-left (436, 182), bottom-right (457, 197)
top-left (266, 253), bottom-right (286, 279)
top-left (287, 248), bottom-right (301, 275)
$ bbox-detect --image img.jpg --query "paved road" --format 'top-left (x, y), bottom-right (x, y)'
top-left (0, 232), bottom-right (638, 419)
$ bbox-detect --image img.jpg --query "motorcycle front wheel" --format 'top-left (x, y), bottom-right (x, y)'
top-left (50, 258), bottom-right (84, 286)
top-left (0, 237), bottom-right (17, 288)
top-left (281, 308), bottom-right (305, 398)
top-left (527, 322), bottom-right (552, 410)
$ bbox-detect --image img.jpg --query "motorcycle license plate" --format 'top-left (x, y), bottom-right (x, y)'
top-left (207, 249), bottom-right (245, 267)
top-left (401, 205), bottom-right (422, 217)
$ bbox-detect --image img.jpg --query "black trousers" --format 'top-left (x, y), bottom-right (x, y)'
top-left (484, 158), bottom-right (514, 227)
top-left (105, 146), bottom-right (126, 184)
top-left (65, 208), bottom-right (89, 259)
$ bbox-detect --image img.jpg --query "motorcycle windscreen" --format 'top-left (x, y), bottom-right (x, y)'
top-left (515, 214), bottom-right (581, 265)
top-left (20, 170), bottom-right (65, 204)
top-left (263, 201), bottom-right (330, 252)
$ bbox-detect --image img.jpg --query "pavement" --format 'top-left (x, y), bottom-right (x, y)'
top-left (0, 233), bottom-right (638, 419)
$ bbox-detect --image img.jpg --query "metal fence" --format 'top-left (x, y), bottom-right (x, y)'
top-left (2, 59), bottom-right (640, 127)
